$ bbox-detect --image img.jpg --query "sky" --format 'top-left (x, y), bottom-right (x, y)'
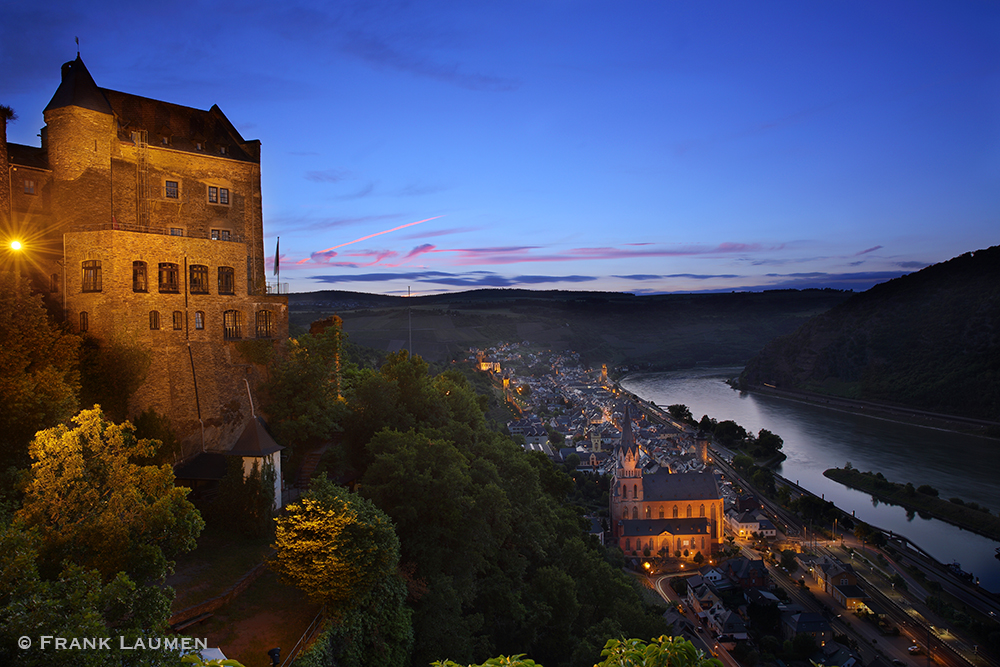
top-left (2, 1), bottom-right (998, 296)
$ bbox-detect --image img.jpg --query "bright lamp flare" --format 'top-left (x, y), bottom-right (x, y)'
top-left (10, 241), bottom-right (21, 251)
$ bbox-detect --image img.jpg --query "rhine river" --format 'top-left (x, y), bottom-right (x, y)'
top-left (621, 367), bottom-right (1000, 594)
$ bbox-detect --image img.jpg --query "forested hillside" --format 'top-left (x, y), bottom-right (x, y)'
top-left (740, 246), bottom-right (1000, 422)
top-left (288, 288), bottom-right (852, 370)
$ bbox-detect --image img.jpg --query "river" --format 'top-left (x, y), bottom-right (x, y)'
top-left (621, 367), bottom-right (1000, 594)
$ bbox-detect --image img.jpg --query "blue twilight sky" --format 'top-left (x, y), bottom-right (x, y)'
top-left (2, 1), bottom-right (998, 296)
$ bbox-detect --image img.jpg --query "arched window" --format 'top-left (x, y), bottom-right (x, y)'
top-left (82, 260), bottom-right (102, 292)
top-left (622, 485), bottom-right (628, 499)
top-left (622, 509), bottom-right (628, 520)
top-left (158, 263), bottom-right (179, 293)
top-left (686, 505), bottom-right (692, 518)
top-left (189, 264), bottom-right (209, 294)
top-left (149, 311), bottom-right (160, 330)
top-left (632, 507), bottom-right (638, 520)
top-left (700, 504), bottom-right (705, 518)
top-left (79, 311), bottom-right (88, 333)
top-left (625, 539), bottom-right (631, 551)
top-left (194, 311), bottom-right (205, 330)
top-left (132, 261), bottom-right (147, 292)
top-left (172, 311), bottom-right (183, 330)
top-left (673, 506), bottom-right (678, 519)
top-left (658, 506), bottom-right (664, 519)
top-left (645, 506), bottom-right (650, 519)
top-left (633, 484), bottom-right (638, 499)
top-left (223, 310), bottom-right (242, 339)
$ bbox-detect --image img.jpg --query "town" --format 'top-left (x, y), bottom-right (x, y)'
top-left (471, 342), bottom-right (1000, 667)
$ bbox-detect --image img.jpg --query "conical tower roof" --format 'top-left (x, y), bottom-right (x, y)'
top-left (44, 55), bottom-right (112, 115)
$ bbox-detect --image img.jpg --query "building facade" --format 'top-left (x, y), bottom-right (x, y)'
top-left (2, 56), bottom-right (287, 458)
top-left (610, 404), bottom-right (725, 557)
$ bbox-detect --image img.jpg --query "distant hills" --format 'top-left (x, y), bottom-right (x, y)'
top-left (739, 247), bottom-right (1000, 423)
top-left (288, 287), bottom-right (852, 371)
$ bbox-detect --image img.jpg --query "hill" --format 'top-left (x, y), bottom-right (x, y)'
top-left (287, 288), bottom-right (853, 371)
top-left (739, 246), bottom-right (1000, 423)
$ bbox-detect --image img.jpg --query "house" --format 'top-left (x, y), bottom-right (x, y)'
top-left (723, 557), bottom-right (769, 590)
top-left (727, 510), bottom-right (760, 538)
top-left (2, 55), bottom-right (287, 459)
top-left (782, 612), bottom-right (832, 646)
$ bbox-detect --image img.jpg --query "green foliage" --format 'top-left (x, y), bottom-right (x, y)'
top-left (16, 407), bottom-right (204, 585)
top-left (0, 272), bottom-right (80, 469)
top-left (731, 454), bottom-right (754, 474)
top-left (669, 577), bottom-right (688, 596)
top-left (181, 654), bottom-right (244, 666)
top-left (0, 522), bottom-right (177, 667)
top-left (131, 408), bottom-right (181, 465)
top-left (271, 478), bottom-right (399, 616)
top-left (917, 484), bottom-right (939, 497)
top-left (343, 352), bottom-right (668, 666)
top-left (263, 324), bottom-right (347, 450)
top-left (712, 420), bottom-right (749, 447)
top-left (209, 457), bottom-right (276, 538)
top-left (78, 333), bottom-right (151, 422)
top-left (751, 429), bottom-right (783, 458)
top-left (667, 404), bottom-right (694, 424)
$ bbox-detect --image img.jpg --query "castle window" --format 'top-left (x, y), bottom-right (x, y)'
top-left (24, 179), bottom-right (36, 195)
top-left (219, 188), bottom-right (229, 205)
top-left (218, 266), bottom-right (235, 295)
top-left (149, 311), bottom-right (160, 330)
top-left (132, 261), bottom-right (148, 292)
top-left (190, 265), bottom-right (209, 294)
top-left (169, 227), bottom-right (184, 236)
top-left (158, 263), bottom-right (179, 293)
top-left (194, 311), bottom-right (205, 330)
top-left (223, 310), bottom-right (242, 339)
top-left (207, 187), bottom-right (230, 205)
top-left (81, 260), bottom-right (102, 292)
top-left (172, 311), bottom-right (183, 330)
top-left (219, 146), bottom-right (227, 155)
top-left (79, 311), bottom-right (88, 333)
top-left (256, 310), bottom-right (274, 338)
top-left (165, 180), bottom-right (179, 199)
top-left (211, 229), bottom-right (232, 241)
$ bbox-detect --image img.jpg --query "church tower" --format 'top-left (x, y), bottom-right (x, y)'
top-left (610, 403), bottom-right (644, 541)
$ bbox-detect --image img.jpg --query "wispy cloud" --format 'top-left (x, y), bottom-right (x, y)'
top-left (855, 245), bottom-right (883, 256)
top-left (305, 169), bottom-right (354, 183)
top-left (309, 270), bottom-right (595, 288)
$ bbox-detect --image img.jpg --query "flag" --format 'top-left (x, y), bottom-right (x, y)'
top-left (274, 237), bottom-right (280, 277)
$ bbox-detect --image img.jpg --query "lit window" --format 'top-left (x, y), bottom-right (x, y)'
top-left (219, 188), bottom-right (229, 205)
top-left (208, 186), bottom-right (218, 204)
top-left (211, 229), bottom-right (232, 241)
top-left (190, 265), bottom-right (209, 294)
top-left (158, 263), bottom-right (179, 293)
top-left (218, 266), bottom-right (235, 295)
top-left (194, 311), bottom-right (205, 330)
top-left (223, 310), bottom-right (242, 339)
top-left (169, 228), bottom-right (184, 236)
top-left (165, 180), bottom-right (179, 199)
top-left (256, 310), bottom-right (274, 338)
top-left (80, 311), bottom-right (89, 333)
top-left (24, 179), bottom-right (36, 195)
top-left (149, 311), bottom-right (160, 330)
top-left (133, 261), bottom-right (148, 292)
top-left (82, 260), bottom-right (102, 292)
top-left (173, 311), bottom-right (183, 330)
top-left (219, 146), bottom-right (227, 155)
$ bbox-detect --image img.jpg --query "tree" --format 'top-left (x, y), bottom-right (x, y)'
top-left (209, 457), bottom-right (276, 538)
top-left (16, 407), bottom-right (204, 585)
top-left (667, 404), bottom-right (694, 424)
top-left (754, 429), bottom-right (783, 456)
top-left (0, 272), bottom-right (80, 469)
top-left (271, 477), bottom-right (400, 616)
top-left (263, 322), bottom-right (347, 450)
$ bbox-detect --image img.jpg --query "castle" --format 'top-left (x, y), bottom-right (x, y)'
top-left (1, 55), bottom-right (287, 462)
top-left (610, 404), bottom-right (725, 558)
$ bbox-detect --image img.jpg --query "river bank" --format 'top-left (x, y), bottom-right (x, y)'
top-left (824, 467), bottom-right (1000, 543)
top-left (738, 382), bottom-right (1000, 438)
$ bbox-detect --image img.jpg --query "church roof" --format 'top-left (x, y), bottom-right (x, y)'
top-left (642, 470), bottom-right (721, 502)
top-left (44, 56), bottom-right (113, 115)
top-left (620, 517), bottom-right (710, 537)
top-left (226, 417), bottom-right (284, 457)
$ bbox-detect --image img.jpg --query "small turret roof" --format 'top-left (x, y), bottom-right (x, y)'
top-left (44, 55), bottom-right (113, 115)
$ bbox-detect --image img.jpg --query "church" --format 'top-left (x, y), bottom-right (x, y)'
top-left (1, 55), bottom-right (287, 463)
top-left (610, 404), bottom-right (725, 558)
